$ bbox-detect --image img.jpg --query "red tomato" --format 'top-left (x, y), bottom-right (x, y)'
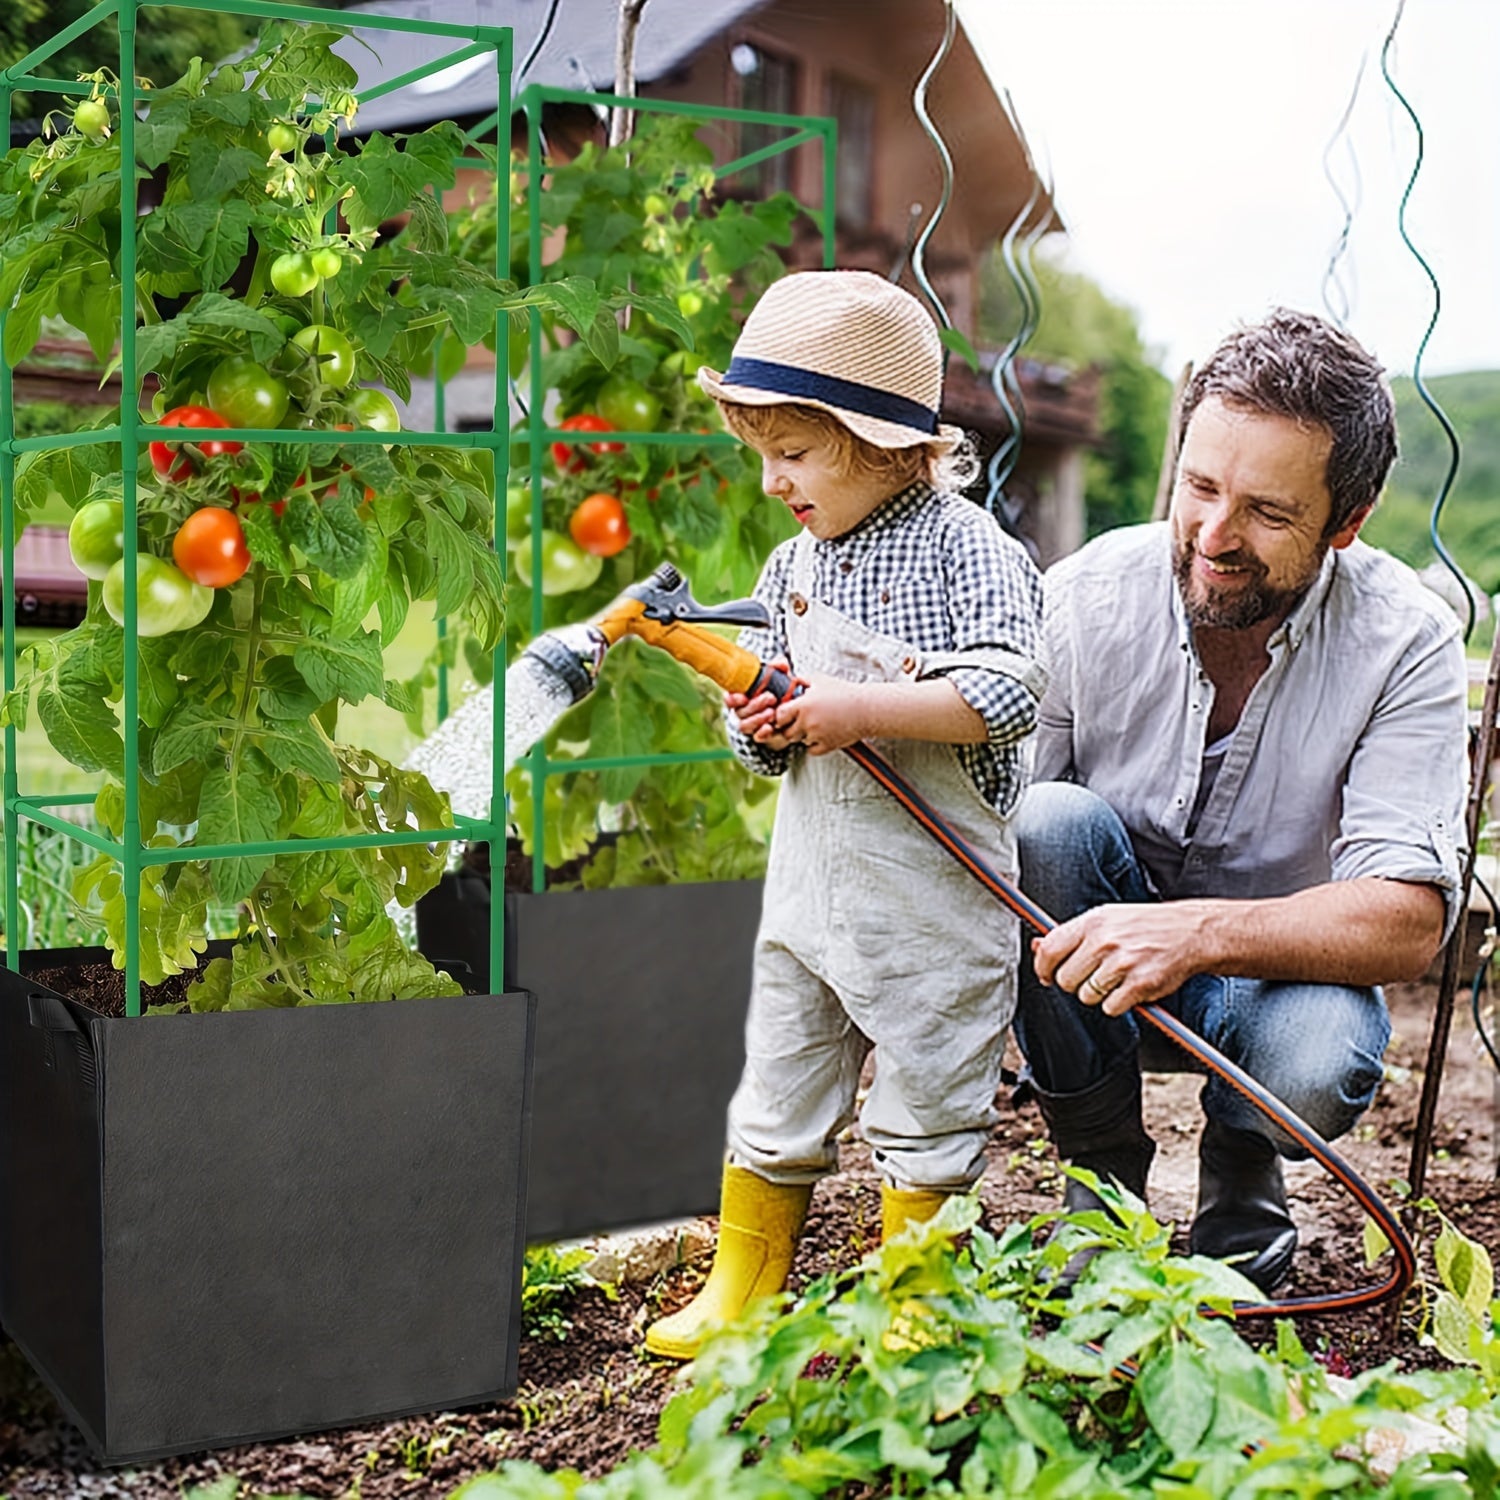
top-left (568, 493), bottom-right (631, 557)
top-left (550, 413), bottom-right (623, 474)
top-left (149, 406), bottom-right (242, 482)
top-left (173, 506), bottom-right (251, 588)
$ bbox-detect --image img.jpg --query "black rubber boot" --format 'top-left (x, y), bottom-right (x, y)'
top-left (1032, 1063), bottom-right (1156, 1213)
top-left (1189, 1118), bottom-right (1298, 1293)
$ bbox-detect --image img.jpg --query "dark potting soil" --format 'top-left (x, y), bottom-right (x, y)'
top-left (23, 961), bottom-right (200, 1019)
top-left (1, 957), bottom-right (1497, 1496)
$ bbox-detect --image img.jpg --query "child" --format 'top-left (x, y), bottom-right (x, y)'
top-left (645, 270), bottom-right (1046, 1361)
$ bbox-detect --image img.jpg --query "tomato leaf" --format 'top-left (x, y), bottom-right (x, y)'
top-left (283, 489), bottom-right (371, 580)
top-left (196, 749), bottom-right (281, 902)
top-left (37, 666), bottom-right (123, 776)
top-left (292, 629), bottom-right (384, 706)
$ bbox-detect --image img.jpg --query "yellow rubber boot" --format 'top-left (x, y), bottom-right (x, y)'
top-left (644, 1166), bottom-right (812, 1361)
top-left (880, 1185), bottom-right (950, 1243)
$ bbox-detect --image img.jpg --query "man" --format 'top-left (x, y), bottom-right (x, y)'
top-left (1015, 308), bottom-right (1469, 1291)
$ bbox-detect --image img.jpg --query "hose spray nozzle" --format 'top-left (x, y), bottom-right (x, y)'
top-left (521, 562), bottom-right (797, 710)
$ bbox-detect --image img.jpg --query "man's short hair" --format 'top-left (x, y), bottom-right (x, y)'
top-left (1177, 309), bottom-right (1399, 533)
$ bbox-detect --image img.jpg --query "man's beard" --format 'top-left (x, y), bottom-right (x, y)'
top-left (1172, 536), bottom-right (1323, 630)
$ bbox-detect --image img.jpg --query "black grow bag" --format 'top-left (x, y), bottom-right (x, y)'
top-left (417, 869), bottom-right (761, 1243)
top-left (0, 950), bottom-right (536, 1465)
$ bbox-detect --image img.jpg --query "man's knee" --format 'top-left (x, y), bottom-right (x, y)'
top-left (1222, 983), bottom-right (1389, 1150)
top-left (1014, 781), bottom-right (1144, 915)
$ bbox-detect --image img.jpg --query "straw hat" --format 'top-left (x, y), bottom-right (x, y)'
top-left (698, 270), bottom-right (963, 453)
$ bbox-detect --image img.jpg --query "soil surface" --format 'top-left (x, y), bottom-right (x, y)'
top-left (2, 931), bottom-right (1498, 1498)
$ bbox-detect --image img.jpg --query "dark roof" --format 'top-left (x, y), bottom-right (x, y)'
top-left (336, 0), bottom-right (768, 133)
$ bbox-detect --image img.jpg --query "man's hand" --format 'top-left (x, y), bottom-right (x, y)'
top-left (1032, 903), bottom-right (1211, 1017)
top-left (1032, 879), bottom-right (1449, 1016)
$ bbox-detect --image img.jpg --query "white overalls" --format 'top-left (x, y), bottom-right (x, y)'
top-left (726, 535), bottom-right (1024, 1192)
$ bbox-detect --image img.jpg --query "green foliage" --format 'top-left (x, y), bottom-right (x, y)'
top-left (521, 1242), bottom-right (614, 1344)
top-left (979, 241), bottom-right (1173, 536)
top-left (450, 114), bottom-right (808, 887)
top-left (449, 1193), bottom-right (1500, 1496)
top-left (2, 2), bottom-right (257, 123)
top-left (1361, 371), bottom-right (1500, 601)
top-left (0, 24), bottom-right (638, 1005)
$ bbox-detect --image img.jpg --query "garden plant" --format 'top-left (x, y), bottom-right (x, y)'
top-left (0, 18), bottom-right (688, 1009)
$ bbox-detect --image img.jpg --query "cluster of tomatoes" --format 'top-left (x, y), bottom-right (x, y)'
top-left (512, 372), bottom-right (665, 595)
top-left (67, 495), bottom-right (229, 637)
top-left (66, 347), bottom-right (402, 634)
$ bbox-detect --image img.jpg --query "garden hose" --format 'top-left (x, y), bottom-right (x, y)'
top-left (573, 573), bottom-right (1419, 1318)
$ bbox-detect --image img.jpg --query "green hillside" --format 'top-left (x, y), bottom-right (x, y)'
top-left (1362, 370), bottom-right (1500, 599)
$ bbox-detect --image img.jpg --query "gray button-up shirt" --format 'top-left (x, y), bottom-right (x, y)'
top-left (1035, 523), bottom-right (1469, 937)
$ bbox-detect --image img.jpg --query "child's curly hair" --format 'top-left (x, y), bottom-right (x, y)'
top-left (716, 401), bottom-right (979, 494)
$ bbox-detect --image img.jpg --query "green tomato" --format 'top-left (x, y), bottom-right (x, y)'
top-left (596, 373), bottom-right (662, 433)
top-left (67, 498), bottom-right (125, 580)
top-left (270, 251), bottom-right (320, 298)
top-left (675, 288), bottom-right (705, 318)
top-left (292, 324), bottom-right (357, 389)
top-left (102, 555), bottom-right (210, 636)
top-left (309, 246), bottom-right (343, 279)
top-left (505, 484), bottom-right (534, 544)
top-left (345, 386), bottom-right (400, 434)
top-left (266, 121), bottom-right (298, 155)
top-left (73, 98), bottom-right (109, 139)
top-left (513, 529), bottom-right (603, 595)
top-left (642, 193), bottom-right (670, 217)
top-left (206, 356), bottom-right (290, 429)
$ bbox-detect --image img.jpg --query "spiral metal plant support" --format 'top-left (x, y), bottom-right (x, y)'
top-left (907, 0), bottom-right (957, 338)
top-left (1320, 53), bottom-right (1366, 328)
top-left (986, 168), bottom-right (1046, 522)
top-left (1379, 0), bottom-right (1472, 642)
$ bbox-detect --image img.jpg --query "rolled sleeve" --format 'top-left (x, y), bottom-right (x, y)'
top-left (1329, 621), bottom-right (1469, 939)
top-left (932, 514), bottom-right (1045, 748)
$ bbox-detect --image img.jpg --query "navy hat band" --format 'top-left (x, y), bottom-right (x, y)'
top-left (721, 357), bottom-right (938, 435)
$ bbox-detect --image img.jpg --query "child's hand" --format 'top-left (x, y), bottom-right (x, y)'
top-left (771, 673), bottom-right (868, 756)
top-left (726, 660), bottom-right (798, 750)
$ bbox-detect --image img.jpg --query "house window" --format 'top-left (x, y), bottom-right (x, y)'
top-left (732, 42), bottom-right (799, 195)
top-left (827, 73), bottom-right (875, 230)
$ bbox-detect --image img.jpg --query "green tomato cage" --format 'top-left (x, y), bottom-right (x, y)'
top-left (0, 0), bottom-right (837, 1013)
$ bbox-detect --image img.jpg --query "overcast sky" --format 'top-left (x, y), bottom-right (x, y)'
top-left (956, 0), bottom-right (1499, 379)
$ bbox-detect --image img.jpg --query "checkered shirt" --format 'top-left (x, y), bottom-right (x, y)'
top-left (728, 482), bottom-right (1045, 813)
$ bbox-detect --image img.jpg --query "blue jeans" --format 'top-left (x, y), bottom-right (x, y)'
top-left (1012, 782), bottom-right (1391, 1157)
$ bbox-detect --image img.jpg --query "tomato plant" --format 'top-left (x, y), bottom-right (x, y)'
top-left (67, 497), bottom-right (124, 579)
top-left (205, 358), bottom-right (290, 429)
top-left (568, 493), bottom-right (631, 557)
top-left (447, 112), bottom-right (805, 889)
top-left (173, 507), bottom-right (251, 588)
top-left (0, 23), bottom-right (658, 1006)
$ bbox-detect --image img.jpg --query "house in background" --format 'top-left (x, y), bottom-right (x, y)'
top-left (341, 0), bottom-right (1098, 565)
